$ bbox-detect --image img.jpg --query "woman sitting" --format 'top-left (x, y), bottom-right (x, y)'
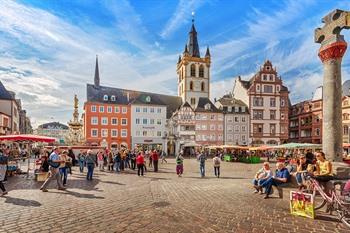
top-left (253, 162), bottom-right (272, 194)
top-left (295, 155), bottom-right (310, 190)
top-left (314, 152), bottom-right (333, 182)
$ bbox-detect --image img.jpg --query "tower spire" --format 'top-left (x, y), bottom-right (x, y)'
top-left (186, 12), bottom-right (200, 58)
top-left (94, 55), bottom-right (100, 88)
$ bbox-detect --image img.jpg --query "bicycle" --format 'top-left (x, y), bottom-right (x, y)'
top-left (304, 176), bottom-right (350, 228)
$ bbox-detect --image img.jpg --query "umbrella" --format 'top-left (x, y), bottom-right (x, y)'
top-left (0, 134), bottom-right (56, 143)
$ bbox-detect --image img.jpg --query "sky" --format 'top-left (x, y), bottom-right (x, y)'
top-left (1, 0), bottom-right (350, 128)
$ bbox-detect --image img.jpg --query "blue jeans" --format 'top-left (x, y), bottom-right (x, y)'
top-left (260, 177), bottom-right (283, 195)
top-left (59, 167), bottom-right (67, 185)
top-left (79, 161), bottom-right (85, 173)
top-left (86, 163), bottom-right (94, 180)
top-left (114, 162), bottom-right (121, 173)
top-left (200, 163), bottom-right (205, 177)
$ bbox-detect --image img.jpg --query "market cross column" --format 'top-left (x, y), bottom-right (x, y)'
top-left (315, 9), bottom-right (350, 162)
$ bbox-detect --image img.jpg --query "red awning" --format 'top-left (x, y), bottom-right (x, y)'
top-left (0, 134), bottom-right (56, 143)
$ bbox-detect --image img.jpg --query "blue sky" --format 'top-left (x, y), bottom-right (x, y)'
top-left (0, 0), bottom-right (350, 127)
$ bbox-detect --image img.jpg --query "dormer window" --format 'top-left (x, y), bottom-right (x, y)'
top-left (103, 95), bottom-right (108, 101)
top-left (111, 95), bottom-right (116, 101)
top-left (204, 103), bottom-right (211, 110)
top-left (145, 96), bottom-right (151, 103)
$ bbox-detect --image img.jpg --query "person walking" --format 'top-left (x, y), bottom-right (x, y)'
top-left (198, 151), bottom-right (206, 178)
top-left (130, 150), bottom-right (136, 170)
top-left (114, 151), bottom-right (121, 173)
top-left (78, 150), bottom-right (86, 173)
top-left (59, 150), bottom-right (69, 186)
top-left (161, 150), bottom-right (167, 164)
top-left (213, 153), bottom-right (221, 178)
top-left (0, 149), bottom-right (8, 196)
top-left (176, 153), bottom-right (184, 177)
top-left (85, 150), bottom-right (97, 180)
top-left (40, 147), bottom-right (66, 192)
top-left (97, 151), bottom-right (104, 171)
top-left (152, 150), bottom-right (159, 172)
top-left (107, 151), bottom-right (114, 172)
top-left (136, 152), bottom-right (145, 176)
top-left (147, 150), bottom-right (152, 168)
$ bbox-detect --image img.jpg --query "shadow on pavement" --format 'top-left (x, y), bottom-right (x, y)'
top-left (3, 196), bottom-right (41, 207)
top-left (316, 214), bottom-right (341, 223)
top-left (49, 190), bottom-right (104, 199)
top-left (184, 176), bottom-right (248, 180)
top-left (100, 181), bottom-right (125, 185)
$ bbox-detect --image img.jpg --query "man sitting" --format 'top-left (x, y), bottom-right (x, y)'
top-left (259, 162), bottom-right (290, 199)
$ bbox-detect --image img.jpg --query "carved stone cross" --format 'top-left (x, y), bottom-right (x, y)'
top-left (314, 9), bottom-right (350, 163)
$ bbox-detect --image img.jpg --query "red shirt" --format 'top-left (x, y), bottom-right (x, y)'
top-left (136, 155), bottom-right (144, 165)
top-left (152, 152), bottom-right (159, 161)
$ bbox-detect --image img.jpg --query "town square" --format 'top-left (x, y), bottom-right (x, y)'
top-left (1, 0), bottom-right (350, 232)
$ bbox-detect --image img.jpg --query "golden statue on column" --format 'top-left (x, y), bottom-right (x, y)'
top-left (66, 94), bottom-right (85, 145)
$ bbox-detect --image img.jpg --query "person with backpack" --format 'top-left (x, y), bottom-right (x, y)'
top-left (85, 150), bottom-right (97, 180)
top-left (40, 147), bottom-right (66, 192)
top-left (198, 151), bottom-right (206, 178)
top-left (213, 153), bottom-right (221, 178)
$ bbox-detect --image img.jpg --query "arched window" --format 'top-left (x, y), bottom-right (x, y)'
top-left (103, 95), bottom-right (108, 101)
top-left (201, 82), bottom-right (205, 91)
top-left (190, 64), bottom-right (196, 77)
top-left (199, 65), bottom-right (204, 77)
top-left (190, 81), bottom-right (193, 90)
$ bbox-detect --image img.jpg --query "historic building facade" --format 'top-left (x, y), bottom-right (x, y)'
top-left (0, 81), bottom-right (20, 135)
top-left (35, 122), bottom-right (69, 144)
top-left (215, 94), bottom-right (249, 145)
top-left (131, 94), bottom-right (167, 151)
top-left (233, 60), bottom-right (290, 145)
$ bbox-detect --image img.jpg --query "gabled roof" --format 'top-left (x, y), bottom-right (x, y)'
top-left (0, 81), bottom-right (13, 100)
top-left (86, 84), bottom-right (182, 118)
top-left (216, 96), bottom-right (247, 107)
top-left (195, 97), bottom-right (221, 113)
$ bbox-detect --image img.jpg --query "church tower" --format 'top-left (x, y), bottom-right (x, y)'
top-left (177, 18), bottom-right (211, 109)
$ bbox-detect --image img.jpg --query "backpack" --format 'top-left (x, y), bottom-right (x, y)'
top-left (214, 157), bottom-right (220, 165)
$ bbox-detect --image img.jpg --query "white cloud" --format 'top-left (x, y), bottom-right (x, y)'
top-left (160, 0), bottom-right (207, 39)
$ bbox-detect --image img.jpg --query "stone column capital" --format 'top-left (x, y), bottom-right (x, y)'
top-left (318, 41), bottom-right (347, 63)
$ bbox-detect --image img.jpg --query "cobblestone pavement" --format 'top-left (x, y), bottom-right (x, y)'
top-left (0, 158), bottom-right (348, 233)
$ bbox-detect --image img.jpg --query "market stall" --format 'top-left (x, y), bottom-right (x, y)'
top-left (0, 134), bottom-right (55, 178)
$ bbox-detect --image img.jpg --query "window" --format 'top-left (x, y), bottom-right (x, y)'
top-left (115, 106), bottom-right (120, 113)
top-left (253, 97), bottom-right (263, 106)
top-left (241, 116), bottom-right (246, 122)
top-left (253, 124), bottom-right (263, 133)
top-left (143, 118), bottom-right (148, 124)
top-left (101, 117), bottom-right (108, 125)
top-left (91, 129), bottom-right (98, 137)
top-left (263, 74), bottom-right (267, 81)
top-left (157, 119), bottom-right (161, 125)
top-left (281, 113), bottom-right (285, 120)
top-left (191, 98), bottom-right (196, 105)
top-left (235, 107), bottom-right (239, 112)
top-left (145, 96), bottom-right (151, 103)
top-left (112, 118), bottom-right (118, 125)
top-left (201, 124), bottom-right (207, 130)
top-left (234, 117), bottom-right (239, 122)
top-left (157, 108), bottom-right (161, 113)
top-left (121, 129), bottom-right (127, 137)
top-left (111, 95), bottom-right (116, 101)
top-left (218, 124), bottom-right (223, 130)
top-left (270, 98), bottom-right (276, 107)
top-left (101, 129), bottom-right (108, 137)
top-left (143, 107), bottom-right (147, 113)
top-left (196, 124), bottom-right (201, 130)
top-left (270, 124), bottom-right (276, 135)
top-left (136, 131), bottom-right (140, 136)
top-left (190, 81), bottom-right (193, 90)
top-left (111, 129), bottom-right (118, 137)
top-left (107, 106), bottom-right (112, 113)
top-left (91, 105), bottom-right (96, 112)
top-left (316, 128), bottom-right (321, 136)
top-left (281, 98), bottom-right (285, 107)
top-left (103, 95), bottom-right (108, 101)
top-left (276, 86), bottom-right (280, 92)
top-left (201, 82), bottom-right (205, 91)
top-left (253, 110), bottom-right (263, 120)
top-left (199, 65), bottom-right (204, 77)
top-left (157, 131), bottom-right (162, 137)
top-left (136, 107), bottom-right (140, 113)
top-left (91, 117), bottom-right (98, 125)
top-left (150, 119), bottom-right (154, 124)
top-left (241, 126), bottom-right (246, 132)
top-left (269, 74), bottom-right (274, 81)
top-left (142, 131), bottom-right (147, 136)
top-left (210, 124), bottom-right (215, 130)
top-left (99, 106), bottom-right (104, 113)
top-left (270, 110), bottom-right (276, 120)
top-left (210, 115), bottom-right (215, 120)
top-left (121, 118), bottom-right (127, 125)
top-left (256, 84), bottom-right (260, 91)
top-left (150, 108), bottom-right (155, 113)
top-left (135, 118), bottom-right (140, 125)
top-left (242, 135), bottom-right (246, 141)
top-left (218, 115), bottom-right (223, 121)
top-left (235, 125), bottom-right (240, 132)
top-left (263, 85), bottom-right (273, 93)
top-left (122, 107), bottom-right (127, 113)
top-left (191, 64), bottom-right (196, 77)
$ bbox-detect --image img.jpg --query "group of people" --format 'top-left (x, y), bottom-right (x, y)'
top-left (252, 150), bottom-right (340, 199)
